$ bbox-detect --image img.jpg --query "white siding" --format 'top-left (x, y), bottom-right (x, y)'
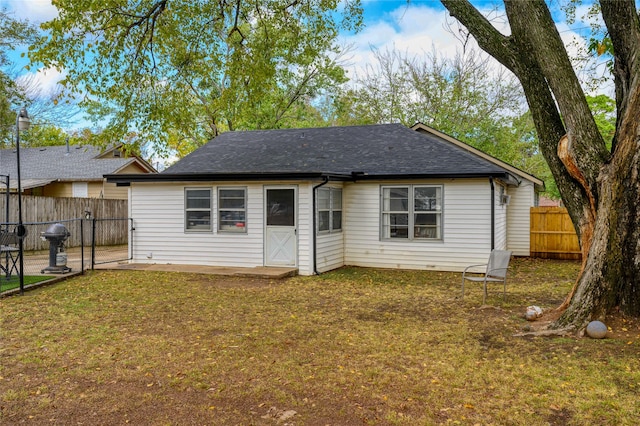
top-left (315, 184), bottom-right (345, 273)
top-left (494, 181), bottom-right (508, 250)
top-left (507, 181), bottom-right (535, 256)
top-left (130, 182), bottom-right (265, 268)
top-left (128, 177), bottom-right (535, 275)
top-left (343, 179), bottom-right (494, 272)
top-left (296, 183), bottom-right (313, 275)
top-left (129, 181), bottom-right (322, 275)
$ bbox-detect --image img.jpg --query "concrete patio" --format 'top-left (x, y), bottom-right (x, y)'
top-left (93, 262), bottom-right (298, 279)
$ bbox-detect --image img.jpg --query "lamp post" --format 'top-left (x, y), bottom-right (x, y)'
top-left (16, 107), bottom-right (30, 294)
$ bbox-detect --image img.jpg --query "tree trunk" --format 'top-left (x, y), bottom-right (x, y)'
top-left (555, 87), bottom-right (640, 328)
top-left (555, 144), bottom-right (640, 328)
top-left (440, 0), bottom-right (640, 332)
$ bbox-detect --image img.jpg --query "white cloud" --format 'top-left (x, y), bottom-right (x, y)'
top-left (16, 66), bottom-right (64, 98)
top-left (339, 4), bottom-right (504, 80)
top-left (0, 0), bottom-right (58, 23)
top-left (339, 2), bottom-right (612, 96)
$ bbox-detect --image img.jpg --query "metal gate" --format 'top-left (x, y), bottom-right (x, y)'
top-left (90, 218), bottom-right (133, 267)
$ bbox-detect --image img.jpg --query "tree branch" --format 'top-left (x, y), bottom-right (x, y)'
top-left (439, 0), bottom-right (598, 257)
top-left (599, 0), bottom-right (640, 153)
top-left (505, 1), bottom-right (608, 170)
top-left (440, 0), bottom-right (518, 72)
top-left (228, 0), bottom-right (246, 42)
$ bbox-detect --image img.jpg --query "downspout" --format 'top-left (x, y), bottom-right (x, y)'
top-left (312, 176), bottom-right (329, 275)
top-left (489, 177), bottom-right (495, 250)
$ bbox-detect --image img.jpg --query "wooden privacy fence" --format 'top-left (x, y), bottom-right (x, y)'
top-left (0, 195), bottom-right (128, 251)
top-left (0, 194), bottom-right (127, 224)
top-left (530, 207), bottom-right (581, 260)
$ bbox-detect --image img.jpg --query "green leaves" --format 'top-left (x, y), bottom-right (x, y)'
top-left (31, 0), bottom-right (362, 157)
top-left (0, 10), bottom-right (38, 145)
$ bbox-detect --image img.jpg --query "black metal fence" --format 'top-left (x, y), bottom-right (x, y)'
top-left (0, 217), bottom-right (132, 293)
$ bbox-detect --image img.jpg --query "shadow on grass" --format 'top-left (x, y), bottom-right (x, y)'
top-left (0, 275), bottom-right (54, 293)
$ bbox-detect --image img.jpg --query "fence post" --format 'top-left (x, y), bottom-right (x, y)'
top-left (80, 218), bottom-right (84, 273)
top-left (129, 218), bottom-right (134, 261)
top-left (91, 218), bottom-right (97, 270)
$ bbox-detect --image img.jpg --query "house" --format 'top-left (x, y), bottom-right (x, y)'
top-left (0, 144), bottom-right (156, 199)
top-left (106, 123), bottom-right (543, 275)
top-left (538, 196), bottom-right (563, 207)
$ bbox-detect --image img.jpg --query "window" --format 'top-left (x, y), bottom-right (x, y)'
top-left (72, 182), bottom-right (88, 198)
top-left (381, 185), bottom-right (442, 240)
top-left (317, 187), bottom-right (342, 234)
top-left (185, 188), bottom-right (212, 231)
top-left (218, 187), bottom-right (247, 233)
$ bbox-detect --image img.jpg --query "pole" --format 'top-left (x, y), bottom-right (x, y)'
top-left (91, 218), bottom-right (96, 270)
top-left (15, 107), bottom-right (29, 295)
top-left (80, 218), bottom-right (85, 274)
top-left (16, 113), bottom-right (24, 295)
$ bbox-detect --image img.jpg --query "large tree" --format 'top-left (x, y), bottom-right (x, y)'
top-left (0, 9), bottom-right (37, 145)
top-left (335, 47), bottom-right (550, 185)
top-left (31, 0), bottom-right (362, 155)
top-left (441, 0), bottom-right (640, 332)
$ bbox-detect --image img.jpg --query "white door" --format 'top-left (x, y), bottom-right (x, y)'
top-left (265, 187), bottom-right (297, 266)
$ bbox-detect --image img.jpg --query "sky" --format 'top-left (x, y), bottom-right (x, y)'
top-left (0, 0), bottom-right (604, 130)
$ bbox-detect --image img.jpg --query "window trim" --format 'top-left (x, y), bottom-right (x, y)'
top-left (217, 186), bottom-right (248, 234)
top-left (72, 182), bottom-right (89, 198)
top-left (316, 187), bottom-right (343, 235)
top-left (380, 184), bottom-right (443, 241)
top-left (184, 187), bottom-right (213, 232)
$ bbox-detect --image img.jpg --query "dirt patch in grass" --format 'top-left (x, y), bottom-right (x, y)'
top-left (1, 258), bottom-right (639, 425)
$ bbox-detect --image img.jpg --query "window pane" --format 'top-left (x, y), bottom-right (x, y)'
top-left (218, 188), bottom-right (246, 232)
top-left (219, 210), bottom-right (246, 232)
top-left (390, 188), bottom-right (408, 198)
top-left (414, 213), bottom-right (440, 239)
top-left (389, 213), bottom-right (408, 238)
top-left (332, 211), bottom-right (342, 230)
top-left (186, 190), bottom-right (211, 209)
top-left (219, 198), bottom-right (245, 209)
top-left (415, 187), bottom-right (441, 211)
top-left (318, 211), bottom-right (330, 232)
top-left (267, 189), bottom-right (295, 226)
top-left (219, 189), bottom-right (245, 209)
top-left (390, 225), bottom-right (408, 238)
top-left (383, 187), bottom-right (408, 211)
top-left (332, 189), bottom-right (342, 209)
top-left (186, 211), bottom-right (211, 230)
top-left (318, 188), bottom-right (330, 210)
top-left (220, 189), bottom-right (244, 198)
top-left (186, 189), bottom-right (212, 231)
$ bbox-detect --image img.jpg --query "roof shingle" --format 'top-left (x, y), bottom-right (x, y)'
top-left (162, 123), bottom-right (510, 178)
top-left (0, 145), bottom-right (146, 189)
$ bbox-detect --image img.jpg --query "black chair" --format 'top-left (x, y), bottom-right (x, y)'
top-left (0, 230), bottom-right (20, 278)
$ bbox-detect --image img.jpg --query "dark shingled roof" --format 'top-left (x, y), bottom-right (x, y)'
top-left (166, 123), bottom-right (509, 176)
top-left (107, 124), bottom-right (518, 184)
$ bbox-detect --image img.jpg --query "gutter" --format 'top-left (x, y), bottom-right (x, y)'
top-left (311, 176), bottom-right (330, 275)
top-left (105, 171), bottom-right (515, 185)
top-left (489, 177), bottom-right (495, 250)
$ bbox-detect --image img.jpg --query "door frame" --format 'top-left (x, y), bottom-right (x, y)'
top-left (263, 185), bottom-right (298, 267)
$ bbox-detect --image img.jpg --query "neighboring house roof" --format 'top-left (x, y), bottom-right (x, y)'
top-left (538, 196), bottom-right (563, 207)
top-left (0, 144), bottom-right (156, 190)
top-left (107, 124), bottom-right (535, 186)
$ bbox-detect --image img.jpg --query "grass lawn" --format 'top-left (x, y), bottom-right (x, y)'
top-left (0, 275), bottom-right (54, 293)
top-left (1, 258), bottom-right (639, 425)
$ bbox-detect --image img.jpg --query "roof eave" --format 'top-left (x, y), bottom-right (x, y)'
top-left (105, 171), bottom-right (355, 185)
top-left (106, 170), bottom-right (514, 185)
